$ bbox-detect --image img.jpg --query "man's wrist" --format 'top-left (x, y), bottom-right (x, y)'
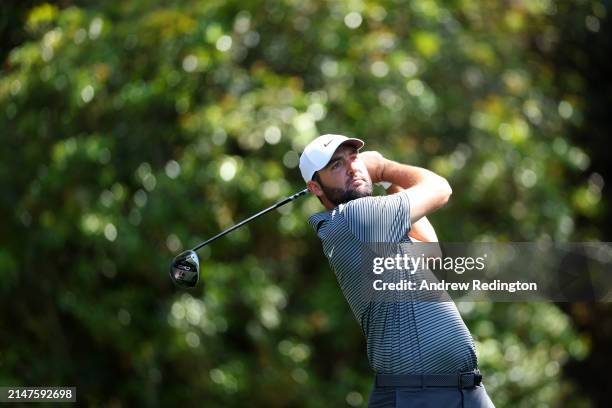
top-left (376, 157), bottom-right (389, 184)
top-left (373, 158), bottom-right (399, 189)
top-left (360, 151), bottom-right (386, 183)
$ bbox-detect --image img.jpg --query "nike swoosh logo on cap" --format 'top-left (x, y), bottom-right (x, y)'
top-left (323, 140), bottom-right (333, 147)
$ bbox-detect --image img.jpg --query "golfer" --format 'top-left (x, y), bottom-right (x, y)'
top-left (300, 134), bottom-right (495, 407)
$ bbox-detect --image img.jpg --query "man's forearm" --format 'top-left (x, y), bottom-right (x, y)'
top-left (386, 184), bottom-right (439, 242)
top-left (380, 159), bottom-right (436, 189)
top-left (361, 151), bottom-right (452, 222)
top-left (381, 158), bottom-right (452, 222)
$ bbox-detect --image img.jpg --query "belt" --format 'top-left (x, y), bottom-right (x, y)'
top-left (375, 370), bottom-right (483, 389)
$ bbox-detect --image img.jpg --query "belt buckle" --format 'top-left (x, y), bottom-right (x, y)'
top-left (474, 371), bottom-right (483, 386)
top-left (459, 371), bottom-right (481, 388)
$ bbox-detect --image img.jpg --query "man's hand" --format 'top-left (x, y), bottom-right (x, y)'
top-left (359, 151), bottom-right (386, 183)
top-left (369, 157), bottom-right (452, 224)
top-left (361, 150), bottom-right (452, 224)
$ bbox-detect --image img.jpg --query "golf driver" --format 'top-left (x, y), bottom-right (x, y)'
top-left (170, 188), bottom-right (310, 288)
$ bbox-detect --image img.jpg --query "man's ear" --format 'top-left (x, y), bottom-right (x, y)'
top-left (307, 180), bottom-right (324, 197)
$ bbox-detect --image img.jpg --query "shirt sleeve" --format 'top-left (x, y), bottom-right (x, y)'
top-left (340, 191), bottom-right (412, 243)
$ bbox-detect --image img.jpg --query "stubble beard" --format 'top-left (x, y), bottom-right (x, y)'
top-left (320, 179), bottom-right (373, 206)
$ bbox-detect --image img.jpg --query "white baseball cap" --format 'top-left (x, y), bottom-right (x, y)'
top-left (299, 134), bottom-right (364, 182)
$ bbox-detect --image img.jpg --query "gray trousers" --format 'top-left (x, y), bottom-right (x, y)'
top-left (368, 383), bottom-right (495, 408)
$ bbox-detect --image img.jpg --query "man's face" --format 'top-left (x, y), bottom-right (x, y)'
top-left (312, 144), bottom-right (373, 206)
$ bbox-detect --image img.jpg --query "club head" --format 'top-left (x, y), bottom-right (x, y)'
top-left (170, 250), bottom-right (200, 288)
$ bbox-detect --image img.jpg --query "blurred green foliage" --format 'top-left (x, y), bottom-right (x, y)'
top-left (1, 0), bottom-right (609, 406)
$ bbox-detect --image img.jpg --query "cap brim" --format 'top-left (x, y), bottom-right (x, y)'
top-left (340, 138), bottom-right (365, 150)
top-left (316, 137), bottom-right (365, 171)
top-left (300, 136), bottom-right (365, 182)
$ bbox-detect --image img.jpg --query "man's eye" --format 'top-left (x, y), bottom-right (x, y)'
top-left (331, 162), bottom-right (341, 170)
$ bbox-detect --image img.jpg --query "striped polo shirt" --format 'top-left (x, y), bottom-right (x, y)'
top-left (308, 191), bottom-right (478, 374)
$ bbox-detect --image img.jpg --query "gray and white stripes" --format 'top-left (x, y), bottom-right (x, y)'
top-left (309, 192), bottom-right (478, 374)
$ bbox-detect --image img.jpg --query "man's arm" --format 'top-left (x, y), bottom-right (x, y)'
top-left (385, 184), bottom-right (438, 242)
top-left (408, 218), bottom-right (438, 242)
top-left (361, 151), bottom-right (452, 224)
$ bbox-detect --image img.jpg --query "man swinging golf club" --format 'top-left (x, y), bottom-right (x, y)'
top-left (300, 134), bottom-right (495, 407)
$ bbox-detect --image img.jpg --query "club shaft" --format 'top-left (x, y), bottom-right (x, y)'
top-left (191, 188), bottom-right (309, 252)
